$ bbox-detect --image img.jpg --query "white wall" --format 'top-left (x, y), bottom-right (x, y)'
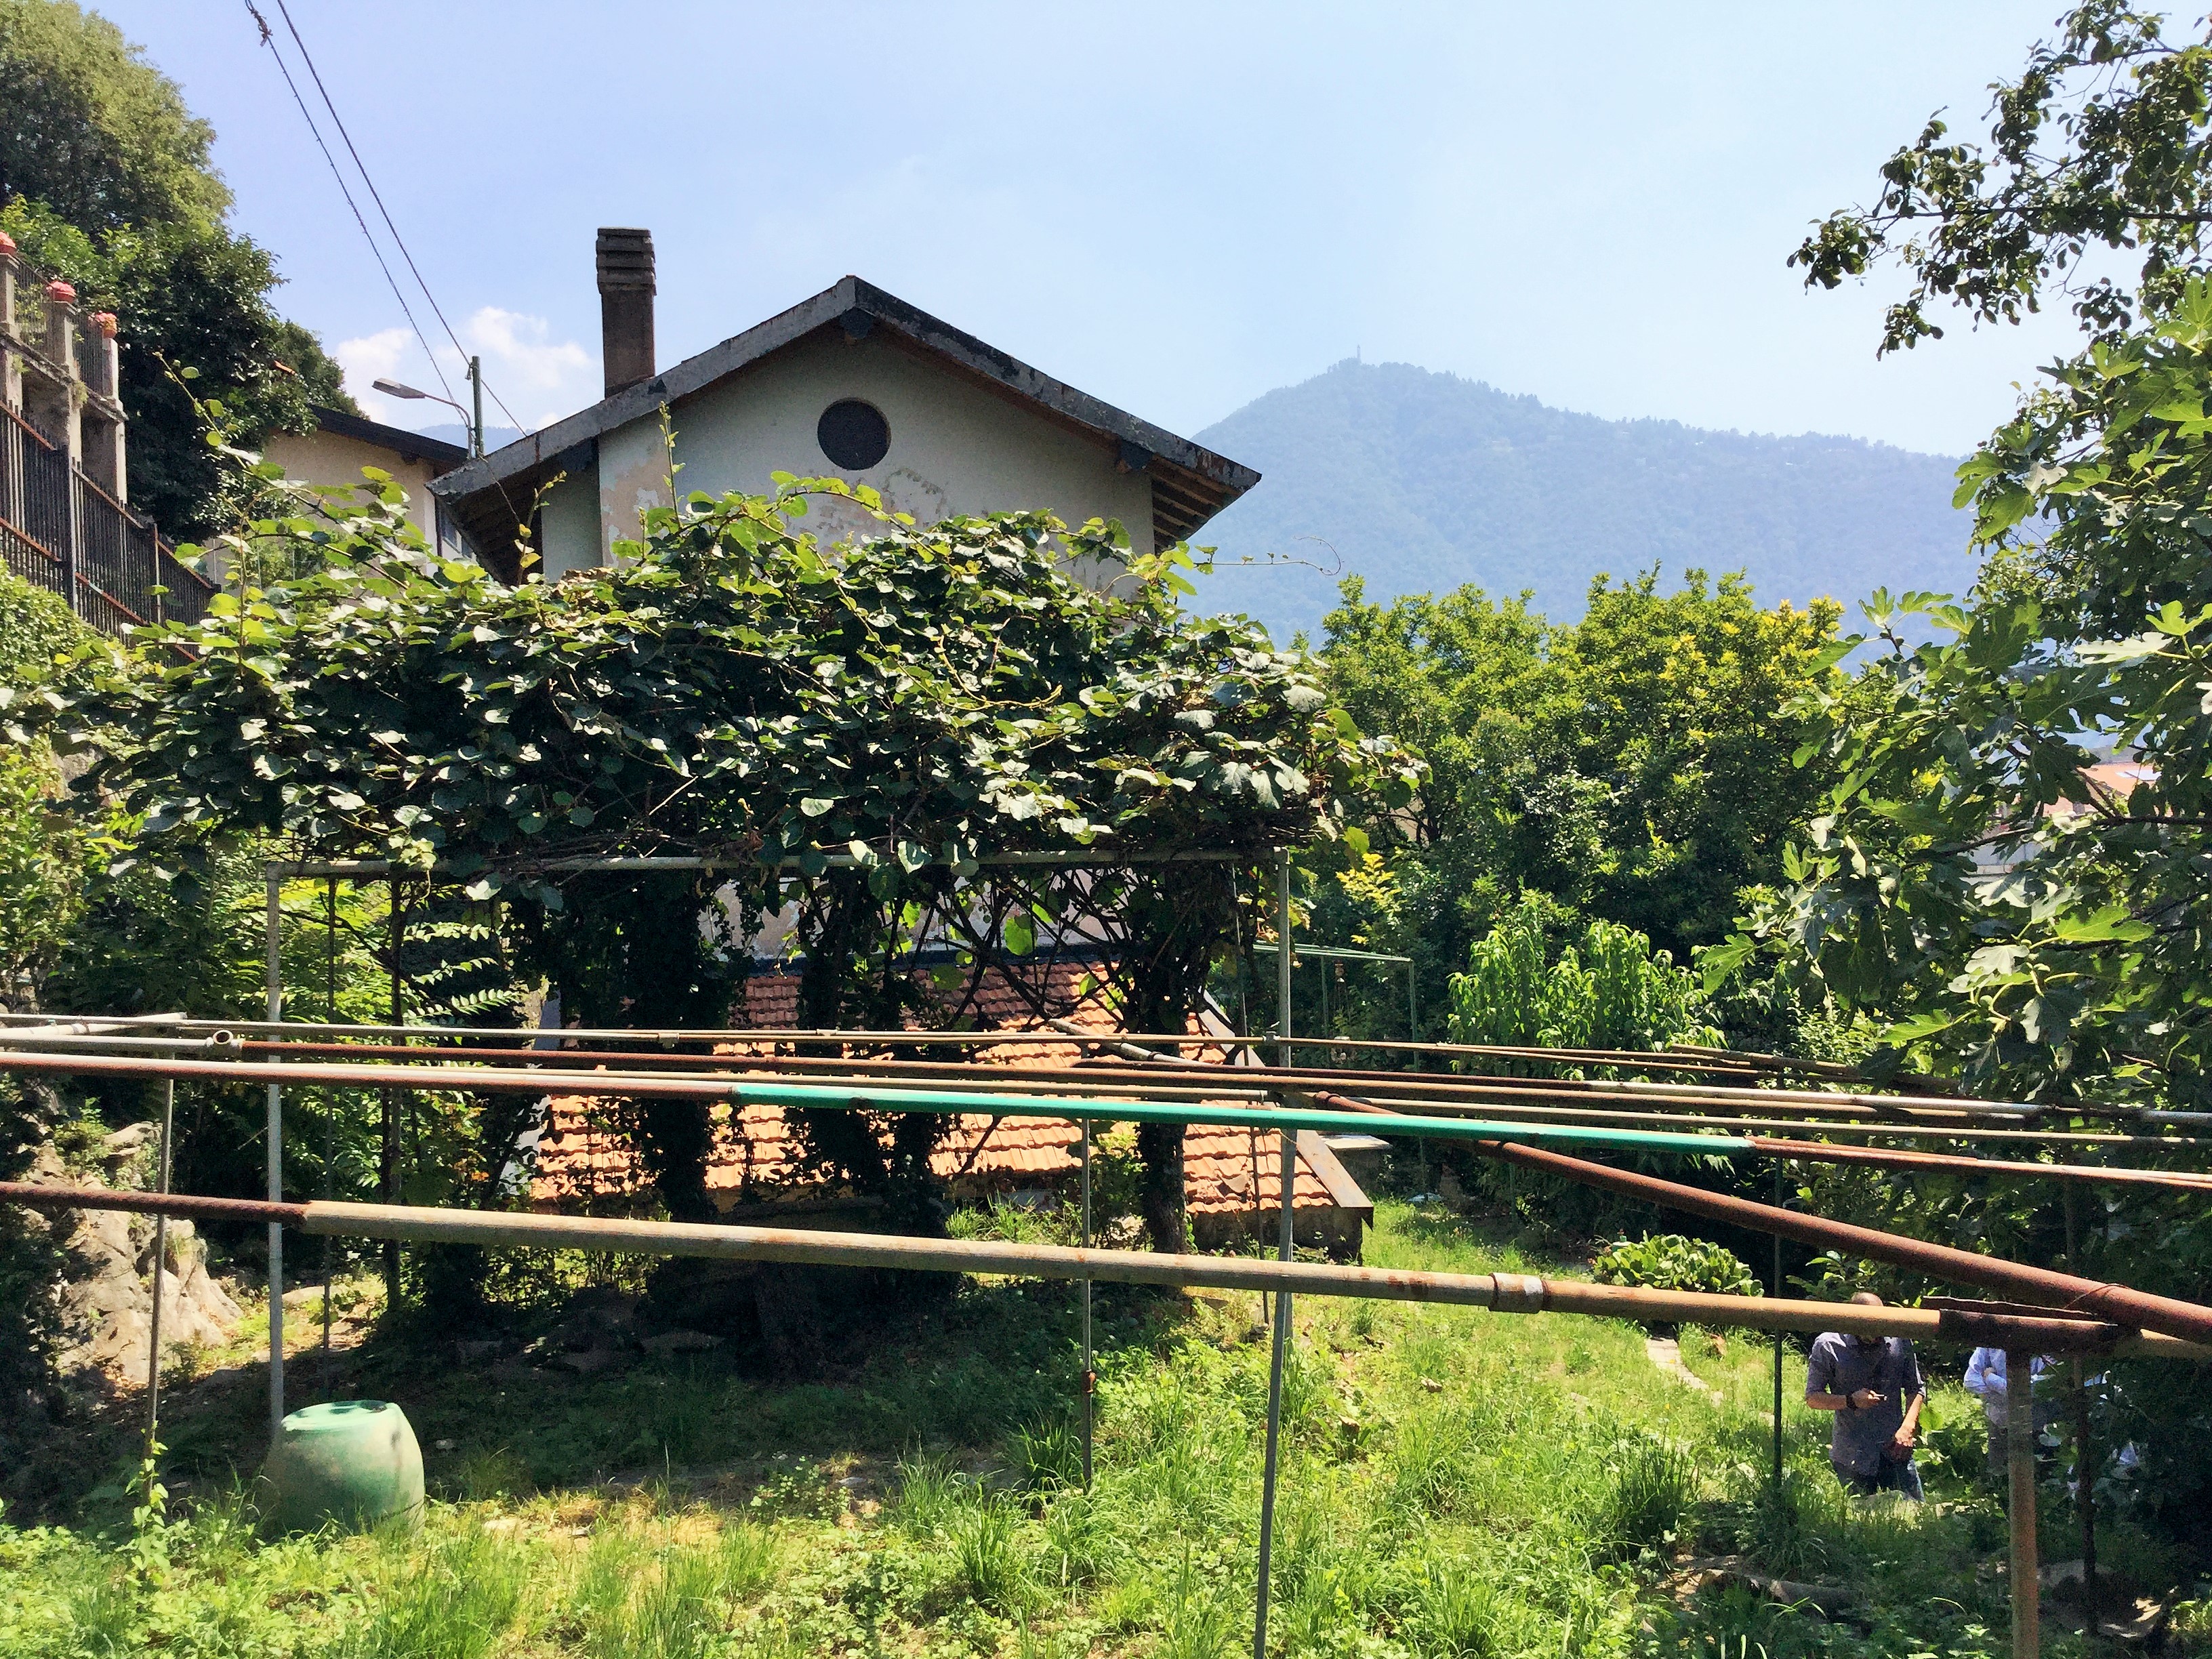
top-left (266, 428), bottom-right (445, 543)
top-left (532, 328), bottom-right (1153, 576)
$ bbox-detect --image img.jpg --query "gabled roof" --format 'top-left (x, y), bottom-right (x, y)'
top-left (428, 276), bottom-right (1259, 562)
top-left (310, 405), bottom-right (468, 471)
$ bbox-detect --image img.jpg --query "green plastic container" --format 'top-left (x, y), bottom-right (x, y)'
top-left (258, 1400), bottom-right (425, 1535)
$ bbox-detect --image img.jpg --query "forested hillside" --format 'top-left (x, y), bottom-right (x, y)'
top-left (1192, 359), bottom-right (1976, 638)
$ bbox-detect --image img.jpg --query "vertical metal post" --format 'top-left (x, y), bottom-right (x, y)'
top-left (1253, 1126), bottom-right (1296, 1659)
top-left (468, 354), bottom-right (484, 459)
top-left (2009, 1349), bottom-right (2040, 1659)
top-left (322, 876), bottom-right (335, 1393)
top-left (143, 1078), bottom-right (173, 1461)
top-left (2065, 1185), bottom-right (2095, 1625)
top-left (1277, 852), bottom-right (1293, 1071)
top-left (1080, 1115), bottom-right (1094, 1490)
top-left (382, 880), bottom-right (403, 1305)
top-left (1407, 961), bottom-right (1418, 1055)
top-left (264, 872), bottom-right (284, 1439)
top-left (1772, 1162), bottom-right (1784, 1495)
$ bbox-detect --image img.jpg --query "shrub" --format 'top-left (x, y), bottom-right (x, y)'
top-left (1590, 1233), bottom-right (1761, 1299)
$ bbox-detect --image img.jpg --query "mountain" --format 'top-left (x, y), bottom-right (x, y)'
top-left (1187, 360), bottom-right (1979, 640)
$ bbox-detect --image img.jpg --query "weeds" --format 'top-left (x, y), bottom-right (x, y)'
top-left (1598, 1435), bottom-right (1697, 1557)
top-left (0, 1203), bottom-right (2062, 1658)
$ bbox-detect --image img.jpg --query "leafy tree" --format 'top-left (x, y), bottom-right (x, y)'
top-left (1731, 277), bottom-right (2212, 1107)
top-left (0, 3), bottom-right (350, 537)
top-left (27, 464), bottom-right (1412, 1247)
top-left (1792, 1), bottom-right (2212, 350)
top-left (0, 0), bottom-right (227, 234)
top-left (1764, 5), bottom-right (2212, 1539)
top-left (1313, 569), bottom-right (1846, 1044)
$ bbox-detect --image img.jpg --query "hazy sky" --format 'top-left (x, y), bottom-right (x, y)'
top-left (98, 1), bottom-right (2081, 454)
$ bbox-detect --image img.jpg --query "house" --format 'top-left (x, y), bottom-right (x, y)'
top-left (262, 405), bottom-right (469, 552)
top-left (430, 230), bottom-right (1261, 581)
top-left (0, 232), bottom-right (214, 634)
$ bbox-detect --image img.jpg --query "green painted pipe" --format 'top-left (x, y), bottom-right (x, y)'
top-left (729, 1080), bottom-right (1747, 1156)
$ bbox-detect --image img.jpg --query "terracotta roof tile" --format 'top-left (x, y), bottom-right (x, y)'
top-left (528, 960), bottom-right (1340, 1220)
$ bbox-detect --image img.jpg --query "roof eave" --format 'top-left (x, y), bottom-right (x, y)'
top-left (429, 276), bottom-right (1259, 541)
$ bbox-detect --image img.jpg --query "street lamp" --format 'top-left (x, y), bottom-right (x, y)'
top-left (370, 354), bottom-right (485, 458)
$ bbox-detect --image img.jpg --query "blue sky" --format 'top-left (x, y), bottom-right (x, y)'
top-left (102, 1), bottom-right (2077, 455)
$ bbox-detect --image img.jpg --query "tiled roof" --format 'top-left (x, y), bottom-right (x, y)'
top-left (529, 960), bottom-right (1348, 1222)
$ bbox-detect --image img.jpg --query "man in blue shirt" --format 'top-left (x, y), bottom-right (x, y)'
top-left (1805, 1292), bottom-right (1927, 1500)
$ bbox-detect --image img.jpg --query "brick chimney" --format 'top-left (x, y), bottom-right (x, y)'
top-left (595, 228), bottom-right (655, 397)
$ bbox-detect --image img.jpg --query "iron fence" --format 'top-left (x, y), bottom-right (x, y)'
top-left (1, 401), bottom-right (216, 633)
top-left (1, 403), bottom-right (71, 605)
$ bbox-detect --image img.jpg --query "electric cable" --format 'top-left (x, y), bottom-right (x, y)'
top-left (241, 0), bottom-right (454, 406)
top-left (269, 0), bottom-right (529, 438)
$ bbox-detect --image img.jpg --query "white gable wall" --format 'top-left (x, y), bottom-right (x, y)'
top-left (533, 329), bottom-right (1153, 580)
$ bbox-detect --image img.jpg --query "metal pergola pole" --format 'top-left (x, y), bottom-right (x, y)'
top-left (263, 872), bottom-right (283, 1439)
top-left (143, 1077), bottom-right (173, 1461)
top-left (1771, 1163), bottom-right (1784, 1496)
top-left (1080, 1115), bottom-right (1094, 1490)
top-left (2009, 1350), bottom-right (2040, 1659)
top-left (1253, 1126), bottom-right (1296, 1659)
top-left (1277, 853), bottom-right (1293, 1072)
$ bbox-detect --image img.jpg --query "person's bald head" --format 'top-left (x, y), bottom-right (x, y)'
top-left (1849, 1290), bottom-right (1888, 1345)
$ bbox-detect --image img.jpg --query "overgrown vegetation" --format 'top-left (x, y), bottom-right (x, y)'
top-left (0, 1205), bottom-right (2089, 1659)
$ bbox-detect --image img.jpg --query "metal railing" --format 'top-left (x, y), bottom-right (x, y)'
top-left (0, 400), bottom-right (216, 633)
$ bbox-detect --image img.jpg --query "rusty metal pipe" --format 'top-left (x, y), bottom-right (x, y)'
top-left (0, 1049), bottom-right (1746, 1155)
top-left (1476, 1139), bottom-right (2212, 1347)
top-left (1, 1183), bottom-right (2200, 1359)
top-left (8, 1185), bottom-right (2203, 1353)
top-left (0, 1181), bottom-right (306, 1225)
top-left (1751, 1137), bottom-right (2212, 1191)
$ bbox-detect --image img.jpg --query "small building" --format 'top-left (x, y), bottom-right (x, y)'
top-left (0, 231), bottom-right (213, 633)
top-left (529, 959), bottom-right (1373, 1258)
top-left (262, 405), bottom-right (469, 552)
top-left (430, 230), bottom-right (1261, 581)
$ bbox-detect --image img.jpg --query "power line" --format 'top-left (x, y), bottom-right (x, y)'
top-left (267, 0), bottom-right (528, 438)
top-left (241, 0), bottom-right (455, 407)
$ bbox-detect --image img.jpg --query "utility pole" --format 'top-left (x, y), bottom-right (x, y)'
top-left (468, 355), bottom-right (484, 458)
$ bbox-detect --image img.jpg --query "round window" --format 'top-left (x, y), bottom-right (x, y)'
top-left (817, 399), bottom-right (890, 470)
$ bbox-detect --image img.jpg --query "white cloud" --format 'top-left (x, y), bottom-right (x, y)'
top-left (337, 308), bottom-right (594, 437)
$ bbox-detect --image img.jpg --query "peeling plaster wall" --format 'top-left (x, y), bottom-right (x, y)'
top-left (534, 329), bottom-right (1154, 576)
top-left (539, 467), bottom-right (598, 581)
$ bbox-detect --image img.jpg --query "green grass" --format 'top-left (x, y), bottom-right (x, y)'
top-left (0, 1201), bottom-right (2129, 1656)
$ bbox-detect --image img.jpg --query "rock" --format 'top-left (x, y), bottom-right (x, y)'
top-left (46, 1141), bottom-right (243, 1387)
top-left (640, 1329), bottom-right (722, 1355)
top-left (550, 1347), bottom-right (632, 1376)
top-left (102, 1122), bottom-right (157, 1162)
top-left (1645, 1336), bottom-right (1717, 1395)
top-left (1419, 1376), bottom-right (1443, 1393)
top-left (1675, 1556), bottom-right (1858, 1618)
